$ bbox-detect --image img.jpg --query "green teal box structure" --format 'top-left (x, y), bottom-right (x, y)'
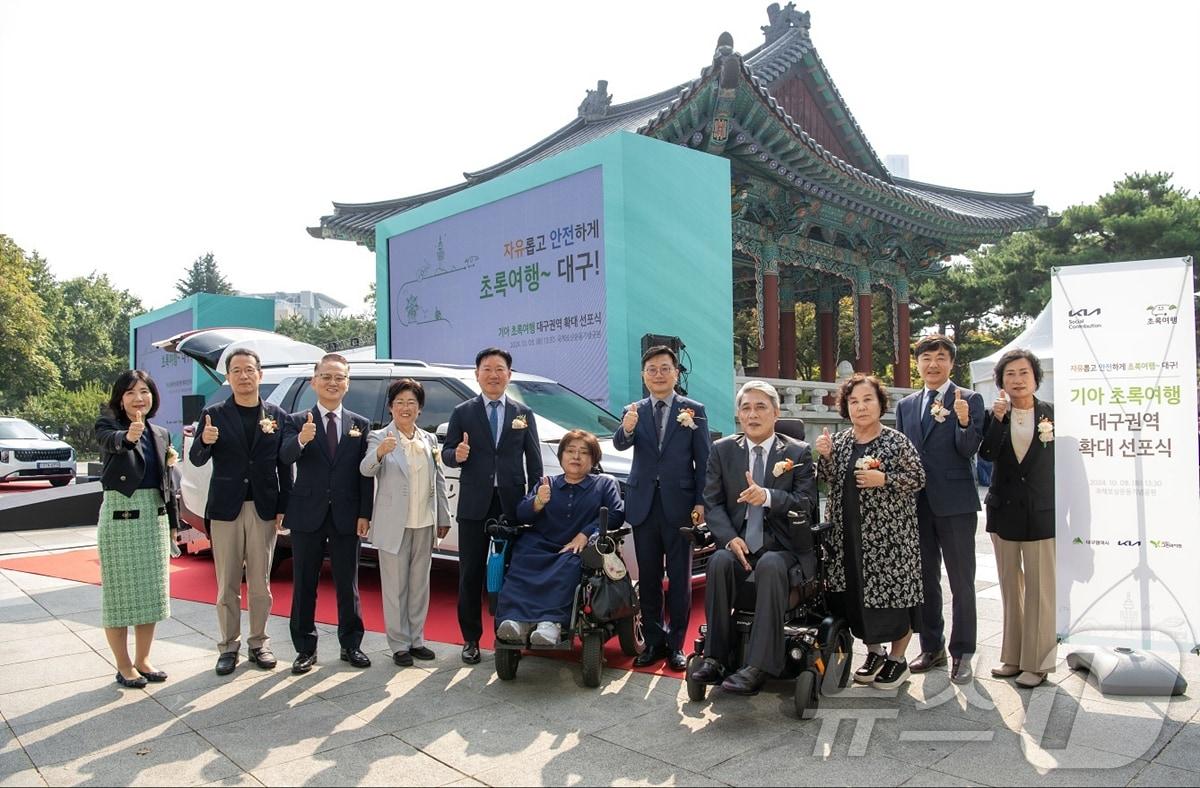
top-left (376, 132), bottom-right (734, 434)
top-left (128, 294), bottom-right (275, 445)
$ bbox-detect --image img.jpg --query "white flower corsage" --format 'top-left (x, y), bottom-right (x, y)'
top-left (511, 416), bottom-right (528, 430)
top-left (677, 408), bottom-right (698, 429)
top-left (1038, 417), bottom-right (1054, 444)
top-left (165, 445), bottom-right (178, 467)
top-left (259, 417), bottom-right (277, 434)
top-left (855, 455), bottom-right (882, 471)
top-left (930, 398), bottom-right (950, 423)
top-left (772, 458), bottom-right (794, 477)
top-left (348, 426), bottom-right (362, 438)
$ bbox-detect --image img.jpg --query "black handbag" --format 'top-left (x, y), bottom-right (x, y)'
top-left (583, 536), bottom-right (637, 622)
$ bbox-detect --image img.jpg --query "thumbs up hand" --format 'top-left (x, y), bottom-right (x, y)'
top-left (455, 432), bottom-right (471, 464)
top-left (534, 475), bottom-right (552, 509)
top-left (126, 409), bottom-right (145, 442)
top-left (298, 411), bottom-right (317, 445)
top-left (737, 470), bottom-right (767, 506)
top-left (993, 389), bottom-right (1011, 421)
top-left (815, 426), bottom-right (832, 458)
top-left (622, 403), bottom-right (639, 435)
top-left (377, 430), bottom-right (399, 460)
top-left (201, 414), bottom-right (219, 445)
top-left (953, 388), bottom-right (970, 426)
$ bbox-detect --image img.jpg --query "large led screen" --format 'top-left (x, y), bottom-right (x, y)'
top-left (133, 310), bottom-right (194, 442)
top-left (387, 167), bottom-right (609, 408)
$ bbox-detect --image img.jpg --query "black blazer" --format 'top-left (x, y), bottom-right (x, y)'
top-left (278, 407), bottom-right (373, 534)
top-left (95, 415), bottom-right (178, 530)
top-left (978, 398), bottom-right (1055, 541)
top-left (187, 397), bottom-right (293, 522)
top-left (440, 395), bottom-right (543, 521)
top-left (703, 433), bottom-right (817, 562)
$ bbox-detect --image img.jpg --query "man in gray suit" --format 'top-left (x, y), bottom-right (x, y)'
top-left (689, 381), bottom-right (818, 695)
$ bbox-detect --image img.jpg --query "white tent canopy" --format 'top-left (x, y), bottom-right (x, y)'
top-left (969, 305), bottom-right (1054, 404)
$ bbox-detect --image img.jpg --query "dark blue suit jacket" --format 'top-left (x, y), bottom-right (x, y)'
top-left (612, 395), bottom-right (711, 526)
top-left (894, 381), bottom-right (985, 517)
top-left (441, 395), bottom-right (543, 521)
top-left (188, 397), bottom-right (292, 522)
top-left (278, 407), bottom-right (374, 534)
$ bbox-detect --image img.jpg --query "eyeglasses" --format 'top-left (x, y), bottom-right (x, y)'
top-left (562, 448), bottom-right (590, 458)
top-left (643, 365), bottom-right (676, 377)
top-left (317, 374), bottom-right (349, 383)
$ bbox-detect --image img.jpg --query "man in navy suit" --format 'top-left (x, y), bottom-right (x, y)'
top-left (442, 347), bottom-right (542, 664)
top-left (189, 348), bottom-right (292, 676)
top-left (894, 335), bottom-right (985, 684)
top-left (613, 345), bottom-right (710, 670)
top-left (279, 353), bottom-right (374, 674)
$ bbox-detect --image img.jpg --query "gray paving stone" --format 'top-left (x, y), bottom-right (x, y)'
top-left (27, 584), bottom-right (103, 616)
top-left (0, 630), bottom-right (93, 667)
top-left (898, 768), bottom-right (986, 786)
top-left (471, 733), bottom-right (723, 786)
top-left (70, 615), bottom-right (200, 646)
top-left (0, 600), bottom-right (48, 624)
top-left (1154, 717), bottom-right (1200, 772)
top-left (926, 727), bottom-right (1149, 785)
top-left (197, 698), bottom-right (383, 771)
top-left (140, 654), bottom-right (275, 700)
top-left (709, 740), bottom-right (921, 787)
top-left (196, 776), bottom-right (265, 787)
top-left (0, 616), bottom-right (70, 643)
top-left (0, 768), bottom-right (46, 787)
top-left (250, 733), bottom-right (464, 786)
top-left (0, 569), bottom-right (82, 592)
top-left (0, 725), bottom-right (34, 783)
top-left (40, 730), bottom-right (244, 786)
top-left (155, 669), bottom-right (322, 729)
top-left (12, 696), bottom-right (190, 767)
top-left (1129, 762), bottom-right (1200, 786)
top-left (0, 674), bottom-right (139, 729)
top-left (328, 671), bottom-right (500, 734)
top-left (0, 649), bottom-right (115, 695)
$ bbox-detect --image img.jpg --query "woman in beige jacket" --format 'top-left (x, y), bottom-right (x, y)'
top-left (360, 379), bottom-right (450, 667)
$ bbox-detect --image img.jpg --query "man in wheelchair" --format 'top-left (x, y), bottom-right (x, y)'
top-left (689, 381), bottom-right (818, 695)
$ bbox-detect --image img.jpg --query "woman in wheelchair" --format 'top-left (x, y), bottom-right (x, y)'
top-left (815, 374), bottom-right (926, 690)
top-left (495, 430), bottom-right (625, 646)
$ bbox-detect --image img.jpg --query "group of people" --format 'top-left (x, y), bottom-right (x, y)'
top-left (94, 336), bottom-right (1055, 698)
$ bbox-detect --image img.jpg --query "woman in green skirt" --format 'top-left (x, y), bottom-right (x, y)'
top-left (95, 370), bottom-right (178, 688)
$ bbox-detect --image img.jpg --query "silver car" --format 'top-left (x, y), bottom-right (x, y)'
top-left (0, 417), bottom-right (77, 487)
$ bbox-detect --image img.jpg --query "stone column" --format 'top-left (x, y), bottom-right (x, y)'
top-left (779, 274), bottom-right (796, 380)
top-left (894, 276), bottom-right (912, 388)
top-left (854, 265), bottom-right (872, 375)
top-left (758, 243), bottom-right (781, 379)
top-left (817, 282), bottom-right (836, 382)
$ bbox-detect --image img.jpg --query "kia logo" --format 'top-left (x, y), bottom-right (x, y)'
top-left (1117, 539), bottom-right (1141, 547)
top-left (1069, 308), bottom-right (1102, 317)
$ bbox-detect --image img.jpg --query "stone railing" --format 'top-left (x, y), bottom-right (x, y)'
top-left (733, 376), bottom-right (917, 430)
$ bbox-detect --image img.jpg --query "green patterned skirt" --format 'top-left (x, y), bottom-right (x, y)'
top-left (97, 487), bottom-right (171, 627)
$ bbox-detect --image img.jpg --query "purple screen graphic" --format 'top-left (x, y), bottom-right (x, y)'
top-left (386, 167), bottom-right (608, 408)
top-left (133, 310), bottom-right (194, 444)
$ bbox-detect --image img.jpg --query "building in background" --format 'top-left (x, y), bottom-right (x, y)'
top-left (884, 154), bottom-right (910, 179)
top-left (247, 290), bottom-right (346, 325)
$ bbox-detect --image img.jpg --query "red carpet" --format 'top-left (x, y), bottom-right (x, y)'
top-left (0, 548), bottom-right (706, 676)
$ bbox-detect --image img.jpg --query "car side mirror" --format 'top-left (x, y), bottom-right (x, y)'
top-left (435, 422), bottom-right (449, 442)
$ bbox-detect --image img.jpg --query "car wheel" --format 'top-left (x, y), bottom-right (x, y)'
top-left (49, 478), bottom-right (71, 487)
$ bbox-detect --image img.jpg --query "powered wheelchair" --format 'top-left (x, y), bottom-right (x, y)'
top-left (487, 507), bottom-right (643, 688)
top-left (683, 418), bottom-right (853, 718)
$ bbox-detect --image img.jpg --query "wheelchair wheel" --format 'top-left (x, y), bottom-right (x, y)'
top-left (581, 632), bottom-right (604, 688)
top-left (820, 620), bottom-right (854, 696)
top-left (495, 647), bottom-right (520, 681)
top-left (684, 653), bottom-right (708, 703)
top-left (615, 611), bottom-right (644, 657)
top-left (794, 668), bottom-right (819, 719)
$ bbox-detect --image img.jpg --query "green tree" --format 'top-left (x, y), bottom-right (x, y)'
top-left (19, 381), bottom-right (108, 458)
top-left (175, 252), bottom-right (236, 297)
top-left (0, 236), bottom-right (60, 407)
top-left (363, 281), bottom-right (377, 321)
top-left (276, 314), bottom-right (375, 352)
top-left (44, 273), bottom-right (143, 390)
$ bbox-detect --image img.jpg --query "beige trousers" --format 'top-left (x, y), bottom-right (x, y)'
top-left (991, 534), bottom-right (1056, 673)
top-left (210, 501), bottom-right (278, 653)
top-left (377, 526), bottom-right (434, 653)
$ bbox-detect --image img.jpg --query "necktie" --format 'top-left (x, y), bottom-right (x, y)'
top-left (326, 412), bottom-right (339, 457)
top-left (746, 445), bottom-right (765, 553)
top-left (920, 389), bottom-right (935, 436)
top-left (655, 400), bottom-right (667, 446)
top-left (488, 400), bottom-right (502, 447)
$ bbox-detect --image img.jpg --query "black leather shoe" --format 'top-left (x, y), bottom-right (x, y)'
top-left (393, 650), bottom-right (414, 667)
top-left (292, 652), bottom-right (317, 674)
top-left (340, 648), bottom-right (371, 668)
top-left (135, 668), bottom-right (168, 683)
top-left (667, 649), bottom-right (688, 671)
top-left (115, 672), bottom-right (148, 689)
top-left (249, 646), bottom-right (277, 670)
top-left (409, 646), bottom-right (436, 661)
top-left (910, 648), bottom-right (948, 673)
top-left (215, 651), bottom-right (239, 676)
top-left (632, 644), bottom-right (666, 668)
top-left (461, 641), bottom-right (481, 665)
top-left (721, 665), bottom-right (768, 695)
top-left (950, 656), bottom-right (974, 685)
top-left (690, 658), bottom-right (726, 685)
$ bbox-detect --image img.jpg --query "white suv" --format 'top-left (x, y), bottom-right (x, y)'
top-left (0, 417), bottom-right (76, 487)
top-left (156, 329), bottom-right (714, 580)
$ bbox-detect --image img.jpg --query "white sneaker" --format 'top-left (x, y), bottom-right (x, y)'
top-left (496, 620), bottom-right (531, 644)
top-left (529, 621), bottom-right (562, 646)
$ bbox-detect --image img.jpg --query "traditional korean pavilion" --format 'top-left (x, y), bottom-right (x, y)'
top-left (308, 3), bottom-right (1046, 387)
